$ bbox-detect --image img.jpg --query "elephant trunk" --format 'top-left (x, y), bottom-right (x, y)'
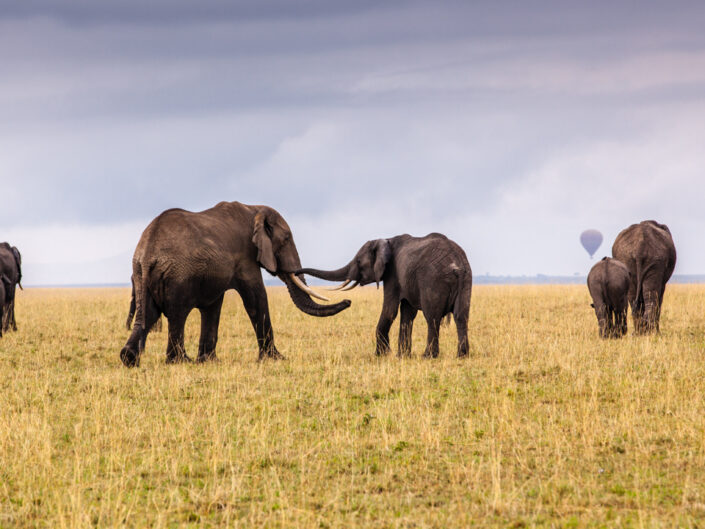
top-left (297, 263), bottom-right (351, 282)
top-left (280, 274), bottom-right (350, 317)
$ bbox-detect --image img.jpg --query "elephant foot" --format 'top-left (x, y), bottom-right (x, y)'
top-left (375, 346), bottom-right (391, 356)
top-left (258, 349), bottom-right (286, 361)
top-left (120, 346), bottom-right (140, 368)
top-left (166, 353), bottom-right (193, 364)
top-left (196, 352), bottom-right (218, 363)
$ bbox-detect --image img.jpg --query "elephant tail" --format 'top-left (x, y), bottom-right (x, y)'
top-left (633, 258), bottom-right (643, 309)
top-left (126, 276), bottom-right (136, 331)
top-left (135, 261), bottom-right (156, 331)
top-left (139, 282), bottom-right (147, 331)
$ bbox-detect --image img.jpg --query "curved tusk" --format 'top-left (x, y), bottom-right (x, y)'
top-left (340, 280), bottom-right (358, 291)
top-left (289, 273), bottom-right (330, 302)
top-left (328, 279), bottom-right (352, 291)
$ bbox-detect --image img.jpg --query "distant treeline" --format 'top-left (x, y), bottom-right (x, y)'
top-left (473, 274), bottom-right (705, 285)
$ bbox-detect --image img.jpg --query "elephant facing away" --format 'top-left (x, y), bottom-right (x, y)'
top-left (0, 242), bottom-right (22, 334)
top-left (612, 220), bottom-right (676, 334)
top-left (120, 201), bottom-right (351, 367)
top-left (298, 233), bottom-right (472, 358)
top-left (587, 257), bottom-right (630, 339)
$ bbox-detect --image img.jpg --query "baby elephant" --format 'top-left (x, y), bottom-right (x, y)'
top-left (587, 257), bottom-right (631, 338)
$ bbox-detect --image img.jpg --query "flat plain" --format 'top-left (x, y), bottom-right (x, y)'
top-left (1, 284), bottom-right (705, 528)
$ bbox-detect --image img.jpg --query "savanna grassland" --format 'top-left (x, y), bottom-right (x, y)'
top-left (1, 284), bottom-right (705, 528)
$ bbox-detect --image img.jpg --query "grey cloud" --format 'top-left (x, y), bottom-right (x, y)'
top-left (0, 1), bottom-right (391, 24)
top-left (2, 1), bottom-right (705, 278)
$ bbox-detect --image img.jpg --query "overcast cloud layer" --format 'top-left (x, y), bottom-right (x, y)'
top-left (1, 1), bottom-right (704, 284)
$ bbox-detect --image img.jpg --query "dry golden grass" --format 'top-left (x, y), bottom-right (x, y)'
top-left (1, 284), bottom-right (705, 528)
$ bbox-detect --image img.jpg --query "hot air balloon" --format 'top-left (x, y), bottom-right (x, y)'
top-left (580, 229), bottom-right (603, 258)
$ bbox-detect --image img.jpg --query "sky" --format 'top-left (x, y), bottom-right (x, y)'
top-left (1, 1), bottom-right (704, 285)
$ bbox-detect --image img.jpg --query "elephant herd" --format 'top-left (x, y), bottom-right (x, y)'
top-left (587, 220), bottom-right (676, 338)
top-left (0, 201), bottom-right (678, 365)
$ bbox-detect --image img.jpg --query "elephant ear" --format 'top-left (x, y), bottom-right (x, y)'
top-left (373, 239), bottom-right (392, 286)
top-left (252, 212), bottom-right (277, 274)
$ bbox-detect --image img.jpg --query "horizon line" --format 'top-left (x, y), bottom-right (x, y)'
top-left (20, 273), bottom-right (705, 289)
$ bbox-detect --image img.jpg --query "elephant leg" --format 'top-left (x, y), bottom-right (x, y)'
top-left (119, 290), bottom-right (162, 367)
top-left (139, 297), bottom-right (162, 352)
top-left (8, 297), bottom-right (16, 331)
top-left (616, 308), bottom-right (627, 337)
top-left (0, 298), bottom-right (9, 333)
top-left (596, 304), bottom-right (609, 339)
top-left (397, 300), bottom-right (417, 357)
top-left (631, 296), bottom-right (644, 335)
top-left (422, 311), bottom-right (442, 358)
top-left (643, 289), bottom-right (660, 334)
top-left (165, 309), bottom-right (192, 364)
top-left (454, 308), bottom-right (470, 358)
top-left (375, 297), bottom-right (399, 357)
top-left (606, 306), bottom-right (615, 338)
top-left (237, 280), bottom-right (282, 361)
top-left (453, 283), bottom-right (471, 357)
top-left (197, 295), bottom-right (224, 362)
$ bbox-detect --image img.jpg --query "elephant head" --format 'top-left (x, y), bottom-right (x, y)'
top-left (252, 207), bottom-right (351, 316)
top-left (296, 238), bottom-right (392, 291)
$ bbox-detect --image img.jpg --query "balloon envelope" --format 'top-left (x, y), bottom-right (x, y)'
top-left (580, 229), bottom-right (603, 258)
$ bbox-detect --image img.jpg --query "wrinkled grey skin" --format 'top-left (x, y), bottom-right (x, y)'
top-left (126, 275), bottom-right (162, 332)
top-left (299, 233), bottom-right (472, 358)
top-left (612, 220), bottom-right (676, 334)
top-left (0, 278), bottom-right (6, 338)
top-left (120, 201), bottom-right (351, 367)
top-left (0, 242), bottom-right (22, 334)
top-left (587, 257), bottom-right (631, 339)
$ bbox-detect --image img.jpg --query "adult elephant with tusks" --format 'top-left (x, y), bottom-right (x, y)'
top-left (298, 233), bottom-right (472, 358)
top-left (0, 242), bottom-right (22, 335)
top-left (612, 220), bottom-right (676, 335)
top-left (119, 201), bottom-right (351, 367)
